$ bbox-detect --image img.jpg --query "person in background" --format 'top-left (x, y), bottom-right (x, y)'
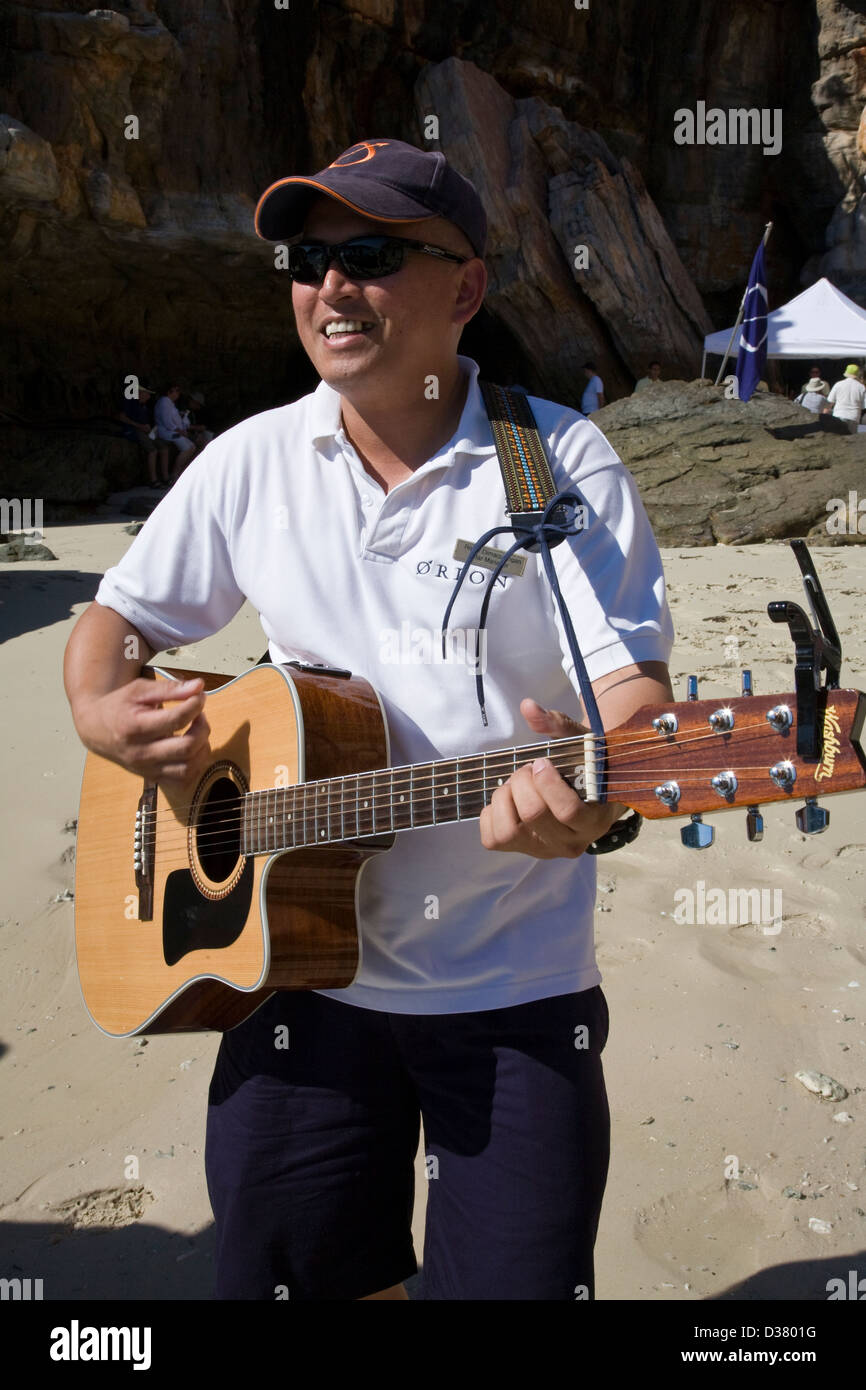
top-left (184, 391), bottom-right (215, 448)
top-left (801, 364), bottom-right (829, 398)
top-left (115, 383), bottom-right (173, 489)
top-left (580, 361), bottom-right (605, 414)
top-left (155, 384), bottom-right (200, 479)
top-left (826, 364), bottom-right (866, 434)
top-left (633, 362), bottom-right (662, 392)
top-left (794, 375), bottom-right (832, 415)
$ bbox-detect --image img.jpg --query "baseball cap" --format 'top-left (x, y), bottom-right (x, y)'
top-left (844, 363), bottom-right (861, 376)
top-left (254, 138), bottom-right (487, 258)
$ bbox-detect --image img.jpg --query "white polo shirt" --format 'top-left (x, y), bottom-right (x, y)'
top-left (96, 355), bottom-right (674, 1014)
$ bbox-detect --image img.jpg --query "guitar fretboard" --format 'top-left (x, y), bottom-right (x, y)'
top-left (240, 736), bottom-right (592, 855)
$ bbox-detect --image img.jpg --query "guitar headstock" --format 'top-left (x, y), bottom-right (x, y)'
top-left (600, 545), bottom-right (862, 845)
top-left (607, 688), bottom-right (866, 836)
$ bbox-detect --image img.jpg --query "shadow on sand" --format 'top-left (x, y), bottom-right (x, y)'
top-left (2, 1211), bottom-right (861, 1300)
top-left (0, 570), bottom-right (104, 646)
top-left (0, 1217), bottom-right (426, 1300)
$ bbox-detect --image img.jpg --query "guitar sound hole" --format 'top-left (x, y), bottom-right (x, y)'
top-left (197, 776), bottom-right (242, 882)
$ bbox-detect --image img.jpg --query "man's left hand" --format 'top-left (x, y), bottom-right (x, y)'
top-left (479, 698), bottom-right (626, 860)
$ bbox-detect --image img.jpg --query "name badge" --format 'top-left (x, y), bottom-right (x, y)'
top-left (453, 540), bottom-right (527, 577)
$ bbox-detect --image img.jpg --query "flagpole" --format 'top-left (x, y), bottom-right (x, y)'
top-left (713, 222), bottom-right (773, 386)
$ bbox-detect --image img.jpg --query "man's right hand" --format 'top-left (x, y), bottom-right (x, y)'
top-left (79, 677), bottom-right (211, 784)
top-left (64, 604), bottom-right (214, 785)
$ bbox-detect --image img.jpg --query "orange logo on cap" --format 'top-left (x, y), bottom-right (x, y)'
top-left (328, 141), bottom-right (390, 168)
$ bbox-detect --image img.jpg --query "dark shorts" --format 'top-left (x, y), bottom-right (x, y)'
top-left (121, 426), bottom-right (157, 453)
top-left (205, 984), bottom-right (610, 1301)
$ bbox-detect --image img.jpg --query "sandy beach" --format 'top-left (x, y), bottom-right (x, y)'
top-left (1, 512), bottom-right (864, 1301)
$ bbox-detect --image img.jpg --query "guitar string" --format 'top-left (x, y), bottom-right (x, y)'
top-left (150, 776), bottom-right (821, 856)
top-left (130, 715), bottom-right (799, 835)
top-left (139, 728), bottom-right (800, 845)
top-left (137, 724), bottom-right (814, 852)
top-left (144, 734), bottom-right (815, 854)
top-left (148, 772), bottom-right (817, 859)
top-left (174, 761), bottom-right (811, 849)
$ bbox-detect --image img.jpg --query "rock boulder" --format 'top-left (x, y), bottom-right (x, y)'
top-left (1, 427), bottom-right (144, 506)
top-left (594, 381), bottom-right (866, 546)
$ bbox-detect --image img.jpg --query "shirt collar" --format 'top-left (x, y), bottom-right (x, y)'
top-left (309, 355), bottom-right (496, 464)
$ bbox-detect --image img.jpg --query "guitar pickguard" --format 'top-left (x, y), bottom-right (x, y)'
top-left (162, 857), bottom-right (255, 966)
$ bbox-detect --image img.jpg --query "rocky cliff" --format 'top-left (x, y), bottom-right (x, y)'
top-left (1, 0), bottom-right (864, 433)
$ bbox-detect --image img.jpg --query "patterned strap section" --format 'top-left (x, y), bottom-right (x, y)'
top-left (479, 381), bottom-right (559, 521)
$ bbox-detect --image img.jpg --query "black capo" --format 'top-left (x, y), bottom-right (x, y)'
top-left (767, 539), bottom-right (842, 760)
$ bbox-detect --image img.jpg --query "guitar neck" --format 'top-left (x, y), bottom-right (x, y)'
top-left (241, 734), bottom-right (591, 855)
top-left (239, 686), bottom-right (866, 855)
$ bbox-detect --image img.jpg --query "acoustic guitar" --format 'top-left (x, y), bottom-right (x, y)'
top-left (73, 660), bottom-right (866, 1037)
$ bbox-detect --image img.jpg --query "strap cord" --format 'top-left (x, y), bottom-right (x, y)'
top-left (441, 383), bottom-right (607, 802)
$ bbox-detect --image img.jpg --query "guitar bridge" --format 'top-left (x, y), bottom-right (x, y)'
top-left (134, 784), bottom-right (157, 921)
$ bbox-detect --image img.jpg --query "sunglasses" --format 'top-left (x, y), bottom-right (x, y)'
top-left (286, 235), bottom-right (470, 284)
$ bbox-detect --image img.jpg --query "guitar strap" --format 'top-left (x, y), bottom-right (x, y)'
top-left (441, 382), bottom-right (606, 777)
top-left (478, 381), bottom-right (569, 545)
top-left (462, 383), bottom-right (643, 844)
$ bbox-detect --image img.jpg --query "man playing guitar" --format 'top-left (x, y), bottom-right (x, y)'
top-left (64, 138), bottom-right (673, 1300)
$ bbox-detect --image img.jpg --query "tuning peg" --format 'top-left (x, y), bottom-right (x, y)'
top-left (687, 676), bottom-right (698, 701)
top-left (795, 797), bottom-right (829, 835)
top-left (681, 813), bottom-right (714, 849)
top-left (742, 669), bottom-right (753, 696)
top-left (746, 805), bottom-right (763, 841)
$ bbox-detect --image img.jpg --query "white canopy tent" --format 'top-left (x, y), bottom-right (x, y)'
top-left (701, 277), bottom-right (866, 378)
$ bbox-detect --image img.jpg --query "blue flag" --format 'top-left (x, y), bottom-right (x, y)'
top-left (734, 241), bottom-right (768, 402)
